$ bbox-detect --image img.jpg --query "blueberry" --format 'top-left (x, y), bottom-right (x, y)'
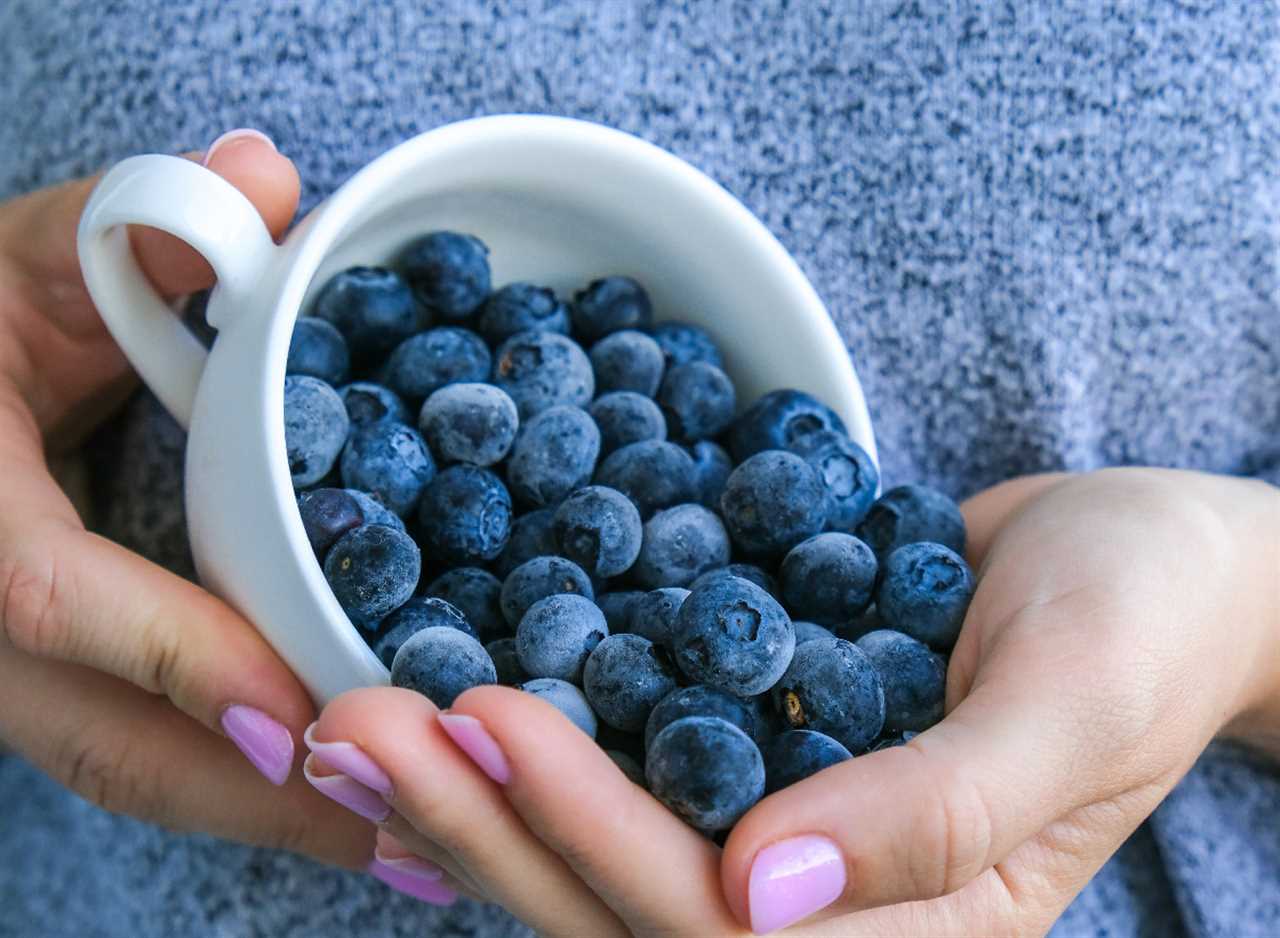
top-left (606, 750), bottom-right (646, 787)
top-left (506, 405), bottom-right (601, 507)
top-left (582, 634), bottom-right (681, 733)
top-left (323, 524), bottom-right (421, 629)
top-left (646, 716), bottom-right (764, 831)
top-left (632, 504), bottom-right (730, 590)
top-left (657, 362), bottom-right (736, 442)
top-left (312, 266), bottom-right (423, 362)
top-left (515, 593), bottom-right (608, 683)
top-left (398, 231), bottom-right (491, 320)
top-left (520, 677), bottom-right (598, 736)
top-left (593, 440), bottom-right (697, 519)
top-left (338, 382), bottom-right (410, 427)
top-left (589, 392), bottom-right (668, 455)
top-left (383, 327), bottom-right (491, 406)
top-left (339, 421), bottom-right (435, 517)
top-left (500, 555), bottom-right (595, 627)
top-left (343, 489), bottom-right (406, 532)
top-left (296, 488), bottom-right (363, 556)
top-left (727, 389), bottom-right (848, 463)
top-left (670, 575), bottom-right (795, 696)
top-left (720, 450), bottom-right (830, 559)
top-left (643, 684), bottom-right (759, 752)
top-left (418, 382), bottom-right (518, 467)
top-left (856, 485), bottom-right (967, 559)
top-left (856, 629), bottom-right (947, 733)
top-left (284, 376), bottom-right (350, 488)
top-left (596, 590), bottom-right (645, 633)
top-left (551, 486), bottom-right (643, 578)
top-left (373, 597), bottom-right (476, 668)
top-left (627, 587), bottom-right (689, 646)
top-left (689, 563), bottom-right (780, 600)
top-left (287, 317), bottom-right (350, 386)
top-left (487, 637), bottom-right (530, 685)
top-left (416, 465), bottom-right (513, 565)
top-left (876, 542), bottom-right (974, 650)
top-left (589, 329), bottom-right (666, 397)
top-left (571, 276), bottom-right (653, 341)
top-left (780, 533), bottom-right (877, 625)
top-left (493, 508), bottom-right (559, 578)
top-left (646, 321), bottom-right (724, 370)
top-left (687, 441), bottom-right (733, 510)
top-left (789, 430), bottom-right (879, 532)
top-left (492, 330), bottom-right (595, 419)
top-left (425, 567), bottom-right (506, 642)
top-left (477, 282), bottom-right (571, 343)
top-left (793, 621), bottom-right (836, 645)
top-left (391, 626), bottom-right (496, 708)
top-left (771, 636), bottom-right (885, 753)
top-left (761, 730), bottom-right (853, 795)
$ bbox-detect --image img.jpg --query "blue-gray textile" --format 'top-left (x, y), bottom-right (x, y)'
top-left (1, 2), bottom-right (1278, 936)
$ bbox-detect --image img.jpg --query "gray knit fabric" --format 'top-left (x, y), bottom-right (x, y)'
top-left (1, 1), bottom-right (1278, 936)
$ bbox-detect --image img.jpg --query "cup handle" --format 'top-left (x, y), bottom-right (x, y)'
top-left (76, 154), bottom-right (276, 430)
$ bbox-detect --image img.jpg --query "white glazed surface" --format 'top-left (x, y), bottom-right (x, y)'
top-left (78, 115), bottom-right (877, 706)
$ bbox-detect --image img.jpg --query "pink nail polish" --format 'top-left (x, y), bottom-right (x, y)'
top-left (373, 844), bottom-right (445, 882)
top-left (303, 757), bottom-right (392, 823)
top-left (303, 722), bottom-right (393, 795)
top-left (438, 714), bottom-right (510, 784)
top-left (748, 835), bottom-right (847, 935)
top-left (221, 705), bottom-right (294, 786)
top-left (368, 859), bottom-right (457, 906)
top-left (201, 128), bottom-right (276, 166)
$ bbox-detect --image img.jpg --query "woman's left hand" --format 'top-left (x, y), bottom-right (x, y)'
top-left (306, 467), bottom-right (1280, 934)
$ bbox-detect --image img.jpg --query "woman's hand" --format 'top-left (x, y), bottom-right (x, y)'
top-left (0, 132), bottom-right (377, 873)
top-left (309, 467), bottom-right (1280, 933)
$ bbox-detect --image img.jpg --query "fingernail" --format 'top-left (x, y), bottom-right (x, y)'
top-left (368, 859), bottom-right (458, 906)
top-left (221, 704), bottom-right (294, 786)
top-left (304, 755), bottom-right (392, 823)
top-left (303, 722), bottom-right (393, 795)
top-left (748, 835), bottom-right (847, 934)
top-left (373, 843), bottom-right (445, 882)
top-left (438, 713), bottom-right (510, 784)
top-left (202, 128), bottom-right (276, 166)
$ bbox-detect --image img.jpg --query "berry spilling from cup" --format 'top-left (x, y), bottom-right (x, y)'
top-left (286, 232), bottom-right (973, 833)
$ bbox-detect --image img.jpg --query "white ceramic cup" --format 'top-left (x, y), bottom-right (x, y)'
top-left (76, 115), bottom-right (877, 706)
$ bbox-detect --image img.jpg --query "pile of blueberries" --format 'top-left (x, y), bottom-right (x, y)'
top-left (285, 231), bottom-right (974, 834)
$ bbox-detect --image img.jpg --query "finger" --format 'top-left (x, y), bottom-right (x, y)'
top-left (312, 686), bottom-right (631, 938)
top-left (375, 821), bottom-right (485, 901)
top-left (448, 685), bottom-right (744, 936)
top-left (959, 472), bottom-right (1069, 570)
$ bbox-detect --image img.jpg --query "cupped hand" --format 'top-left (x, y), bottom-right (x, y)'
top-left (309, 467), bottom-right (1280, 933)
top-left (0, 132), bottom-right (376, 871)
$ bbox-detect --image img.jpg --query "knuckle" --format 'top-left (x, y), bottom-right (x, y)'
top-left (0, 548), bottom-right (63, 658)
top-left (906, 758), bottom-right (994, 899)
top-left (54, 722), bottom-right (168, 822)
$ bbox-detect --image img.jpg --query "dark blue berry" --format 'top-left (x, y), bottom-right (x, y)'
top-left (571, 276), bottom-right (653, 341)
top-left (487, 637), bottom-right (530, 685)
top-left (646, 321), bottom-right (724, 370)
top-left (589, 392), bottom-right (668, 455)
top-left (287, 317), bottom-right (350, 386)
top-left (344, 489), bottom-right (405, 532)
top-left (627, 587), bottom-right (689, 646)
top-left (595, 590), bottom-right (644, 633)
top-left (772, 636), bottom-right (885, 753)
top-left (296, 488), bottom-right (363, 556)
top-left (606, 750), bottom-right (646, 786)
top-left (373, 597), bottom-right (476, 668)
top-left (338, 382), bottom-right (410, 427)
top-left (492, 330), bottom-right (595, 418)
top-left (506, 405), bottom-right (601, 507)
top-left (398, 231), bottom-right (491, 320)
top-left (476, 282), bottom-right (570, 343)
top-left (856, 629), bottom-right (947, 733)
top-left (312, 266), bottom-right (423, 362)
top-left (416, 465), bottom-right (513, 565)
top-left (633, 504), bottom-right (730, 590)
top-left (323, 524), bottom-right (421, 630)
top-left (584, 634), bottom-right (680, 733)
top-left (646, 716), bottom-right (764, 831)
top-left (391, 626), bottom-right (496, 708)
top-left (657, 362), bottom-right (736, 442)
top-left (425, 567), bottom-right (506, 642)
top-left (515, 593), bottom-right (609, 683)
top-left (500, 555), bottom-right (595, 627)
top-left (789, 430), bottom-right (879, 532)
top-left (593, 440), bottom-right (697, 519)
top-left (728, 389), bottom-right (848, 463)
top-left (339, 421), bottom-right (435, 517)
top-left (284, 375), bottom-right (350, 488)
top-left (589, 330), bottom-right (666, 397)
top-left (519, 677), bottom-right (598, 737)
top-left (671, 575), bottom-right (795, 696)
top-left (689, 564), bottom-right (780, 600)
top-left (643, 684), bottom-right (759, 752)
top-left (761, 730), bottom-right (852, 794)
top-left (856, 485), bottom-right (966, 559)
top-left (552, 486), bottom-right (643, 578)
top-left (418, 382), bottom-right (518, 466)
top-left (688, 441), bottom-right (733, 510)
top-left (493, 508), bottom-right (559, 578)
top-left (876, 542), bottom-right (974, 650)
top-left (383, 327), bottom-right (491, 406)
top-left (794, 621), bottom-right (836, 645)
top-left (780, 533), bottom-right (878, 625)
top-left (720, 450), bottom-right (830, 559)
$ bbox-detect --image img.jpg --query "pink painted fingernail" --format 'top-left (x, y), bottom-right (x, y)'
top-left (221, 704), bottom-right (294, 786)
top-left (748, 835), bottom-right (847, 934)
top-left (303, 722), bottom-right (393, 795)
top-left (438, 713), bottom-right (510, 784)
top-left (373, 843), bottom-right (445, 882)
top-left (303, 755), bottom-right (392, 823)
top-left (369, 859), bottom-right (458, 906)
top-left (202, 128), bottom-right (276, 166)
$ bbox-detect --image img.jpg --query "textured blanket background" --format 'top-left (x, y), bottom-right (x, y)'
top-left (1, 1), bottom-right (1278, 935)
